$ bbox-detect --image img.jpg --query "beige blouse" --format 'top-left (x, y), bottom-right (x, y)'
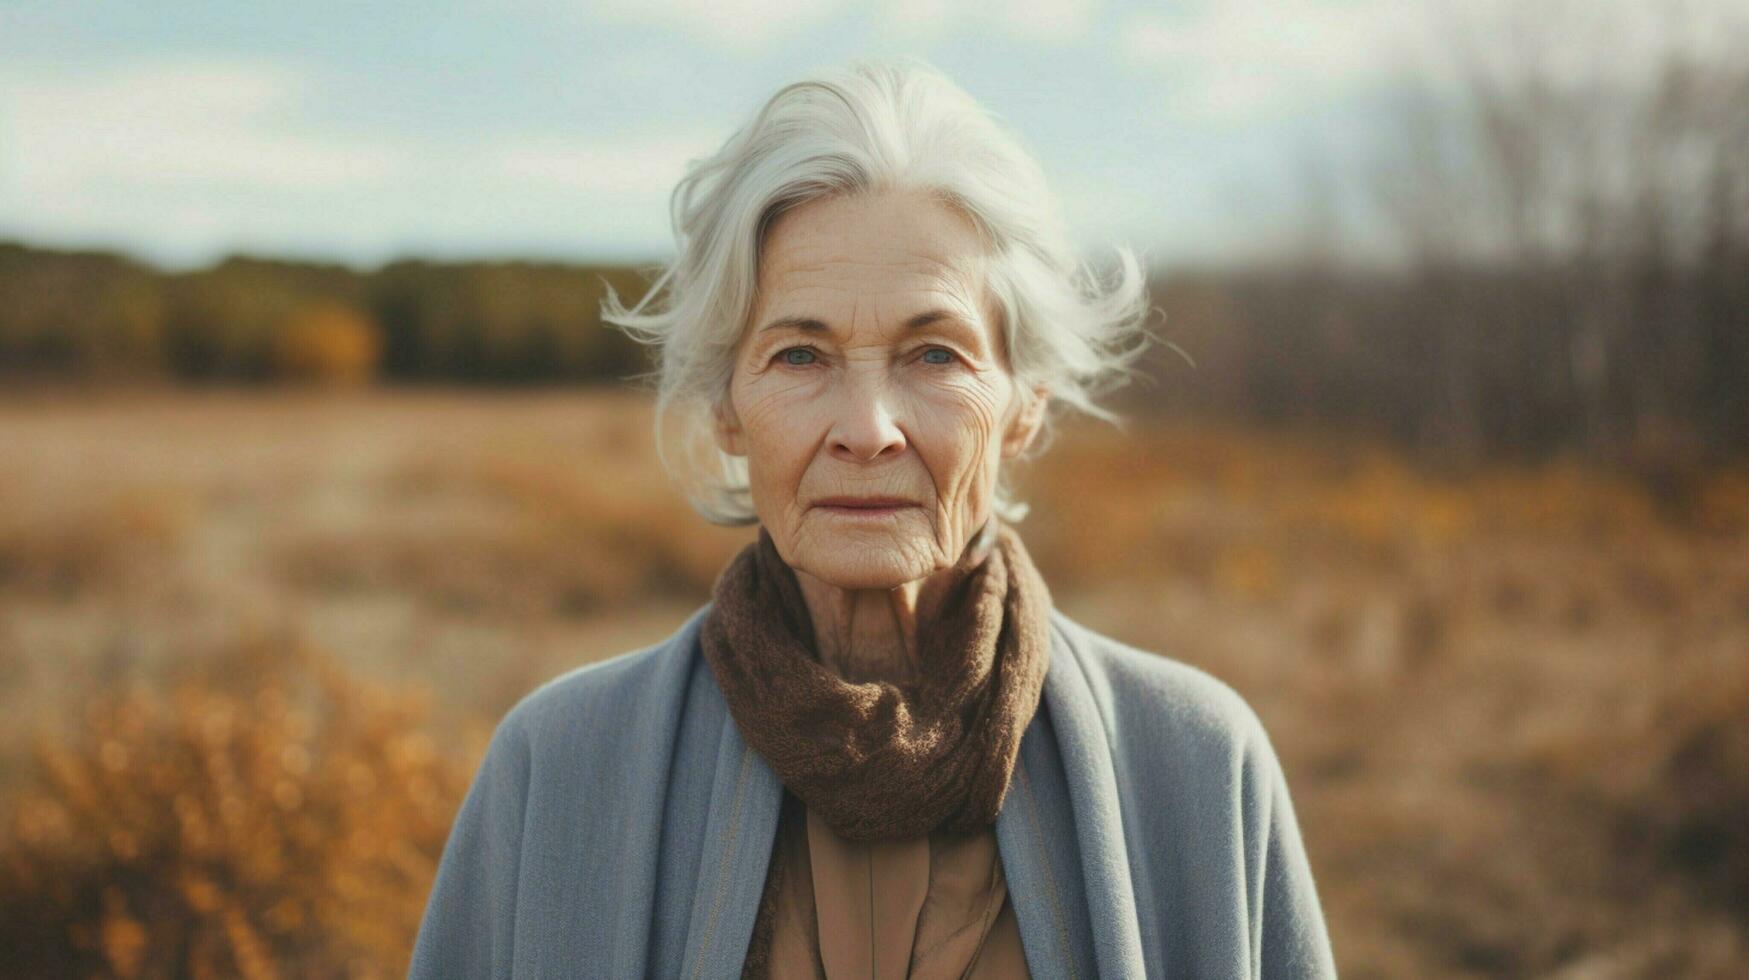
top-left (759, 790), bottom-right (1031, 979)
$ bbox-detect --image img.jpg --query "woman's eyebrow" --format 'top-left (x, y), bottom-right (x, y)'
top-left (755, 309), bottom-right (975, 337)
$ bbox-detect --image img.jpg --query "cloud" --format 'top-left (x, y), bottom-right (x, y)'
top-left (0, 55), bottom-right (731, 265)
top-left (1115, 0), bottom-right (1416, 122)
top-left (514, 0), bottom-right (1101, 51)
top-left (878, 0), bottom-right (1101, 45)
top-left (540, 0), bottom-right (849, 51)
top-left (1115, 0), bottom-right (1749, 124)
top-left (490, 129), bottom-right (728, 196)
top-left (0, 56), bottom-right (401, 193)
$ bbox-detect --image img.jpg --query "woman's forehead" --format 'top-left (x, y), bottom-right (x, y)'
top-left (754, 192), bottom-right (990, 325)
top-left (762, 192), bottom-right (982, 283)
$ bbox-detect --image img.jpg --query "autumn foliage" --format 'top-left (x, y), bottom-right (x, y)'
top-left (0, 392), bottom-right (1744, 977)
top-left (271, 305), bottom-right (383, 385)
top-left (0, 629), bottom-right (480, 979)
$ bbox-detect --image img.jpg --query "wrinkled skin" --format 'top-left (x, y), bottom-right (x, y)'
top-left (712, 188), bottom-right (1048, 682)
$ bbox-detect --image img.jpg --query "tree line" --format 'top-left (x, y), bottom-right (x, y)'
top-left (0, 248), bottom-right (654, 387)
top-left (2, 7), bottom-right (1744, 470)
top-left (1127, 4), bottom-right (1749, 471)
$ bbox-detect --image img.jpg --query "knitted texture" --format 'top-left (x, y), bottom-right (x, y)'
top-left (703, 517), bottom-right (1053, 977)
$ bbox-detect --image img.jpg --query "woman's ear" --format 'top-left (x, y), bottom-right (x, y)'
top-left (1001, 383), bottom-right (1049, 459)
top-left (711, 399), bottom-right (746, 457)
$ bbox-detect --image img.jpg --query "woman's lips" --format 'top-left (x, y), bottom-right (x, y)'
top-left (813, 499), bottom-right (919, 518)
top-left (820, 505), bottom-right (907, 516)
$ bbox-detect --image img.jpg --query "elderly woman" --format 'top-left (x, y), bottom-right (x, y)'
top-left (411, 57), bottom-right (1336, 979)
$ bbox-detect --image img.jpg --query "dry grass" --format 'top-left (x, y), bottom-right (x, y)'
top-left (269, 452), bottom-right (735, 618)
top-left (1012, 417), bottom-right (1749, 978)
top-left (0, 481), bottom-right (192, 598)
top-left (0, 388), bottom-right (1744, 978)
top-left (0, 624), bottom-right (481, 978)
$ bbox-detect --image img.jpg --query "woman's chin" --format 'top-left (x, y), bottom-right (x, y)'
top-left (792, 533), bottom-right (934, 590)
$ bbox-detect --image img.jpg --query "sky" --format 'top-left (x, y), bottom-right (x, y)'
top-left (0, 0), bottom-right (1735, 272)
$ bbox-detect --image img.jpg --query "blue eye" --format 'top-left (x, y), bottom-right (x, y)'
top-left (921, 347), bottom-right (956, 365)
top-left (779, 347), bottom-right (817, 366)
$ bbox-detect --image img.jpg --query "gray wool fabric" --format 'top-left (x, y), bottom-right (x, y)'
top-left (409, 601), bottom-right (1340, 978)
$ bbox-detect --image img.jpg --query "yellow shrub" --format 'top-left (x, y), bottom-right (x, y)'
top-left (0, 631), bottom-right (481, 978)
top-left (272, 305), bottom-right (382, 385)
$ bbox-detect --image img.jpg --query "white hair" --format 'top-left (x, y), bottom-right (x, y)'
top-left (602, 55), bottom-right (1161, 527)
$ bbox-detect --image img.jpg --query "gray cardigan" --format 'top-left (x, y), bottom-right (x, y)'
top-left (410, 603), bottom-right (1339, 978)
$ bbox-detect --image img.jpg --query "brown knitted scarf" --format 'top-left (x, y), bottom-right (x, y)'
top-left (700, 515), bottom-right (1053, 976)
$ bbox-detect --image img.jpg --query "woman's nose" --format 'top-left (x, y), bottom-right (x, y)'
top-left (827, 373), bottom-right (907, 462)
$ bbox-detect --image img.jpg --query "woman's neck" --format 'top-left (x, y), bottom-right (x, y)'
top-left (793, 572), bottom-right (925, 684)
top-left (790, 518), bottom-right (998, 685)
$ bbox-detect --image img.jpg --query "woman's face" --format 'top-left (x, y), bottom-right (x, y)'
top-left (713, 188), bottom-right (1047, 590)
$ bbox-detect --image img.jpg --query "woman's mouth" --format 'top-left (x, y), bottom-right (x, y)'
top-left (813, 497), bottom-right (919, 518)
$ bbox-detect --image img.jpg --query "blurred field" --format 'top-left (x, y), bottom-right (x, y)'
top-left (1, 388), bottom-right (1745, 978)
